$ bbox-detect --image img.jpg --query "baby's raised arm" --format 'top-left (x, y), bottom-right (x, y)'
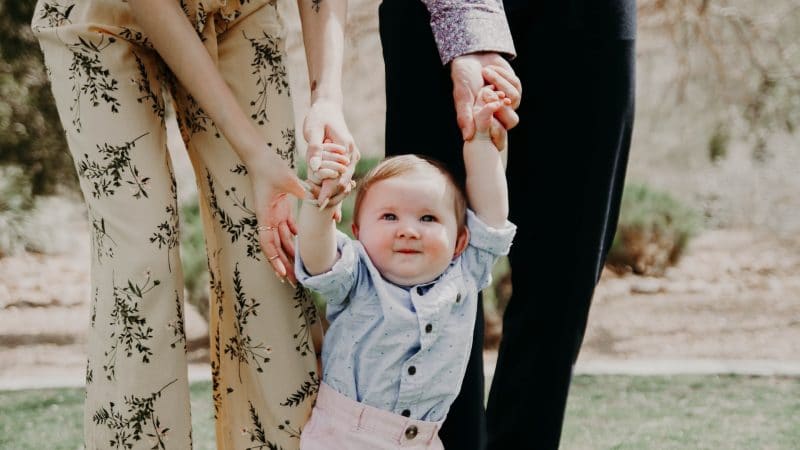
top-left (297, 143), bottom-right (351, 275)
top-left (462, 87), bottom-right (511, 228)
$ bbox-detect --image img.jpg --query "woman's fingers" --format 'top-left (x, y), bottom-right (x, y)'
top-left (258, 225), bottom-right (286, 280)
top-left (494, 106), bottom-right (520, 131)
top-left (483, 65), bottom-right (522, 109)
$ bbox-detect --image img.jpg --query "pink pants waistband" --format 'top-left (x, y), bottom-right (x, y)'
top-left (314, 382), bottom-right (444, 446)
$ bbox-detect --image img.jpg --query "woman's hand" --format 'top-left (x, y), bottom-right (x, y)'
top-left (303, 98), bottom-right (360, 206)
top-left (250, 157), bottom-right (307, 286)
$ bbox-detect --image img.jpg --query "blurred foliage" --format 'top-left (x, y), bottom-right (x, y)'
top-left (0, 1), bottom-right (78, 195)
top-left (707, 122), bottom-right (730, 163)
top-left (639, 0), bottom-right (800, 161)
top-left (180, 197), bottom-right (210, 322)
top-left (0, 164), bottom-right (35, 256)
top-left (607, 183), bottom-right (701, 276)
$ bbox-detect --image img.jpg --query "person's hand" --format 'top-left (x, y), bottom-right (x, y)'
top-left (451, 52), bottom-right (522, 145)
top-left (303, 98), bottom-right (361, 205)
top-left (250, 159), bottom-right (306, 286)
top-left (306, 141), bottom-right (355, 214)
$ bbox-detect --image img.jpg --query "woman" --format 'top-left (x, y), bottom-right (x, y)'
top-left (31, 0), bottom-right (354, 448)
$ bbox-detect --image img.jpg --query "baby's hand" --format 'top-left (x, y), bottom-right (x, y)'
top-left (472, 86), bottom-right (511, 148)
top-left (306, 141), bottom-right (353, 210)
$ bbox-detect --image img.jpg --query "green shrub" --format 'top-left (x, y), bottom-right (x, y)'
top-left (0, 2), bottom-right (79, 195)
top-left (607, 183), bottom-right (700, 276)
top-left (179, 198), bottom-right (210, 321)
top-left (0, 164), bottom-right (34, 257)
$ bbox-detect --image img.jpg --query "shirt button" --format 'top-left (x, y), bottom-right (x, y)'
top-left (425, 323), bottom-right (433, 333)
top-left (455, 293), bottom-right (462, 303)
top-left (401, 409), bottom-right (411, 417)
top-left (408, 366), bottom-right (416, 375)
top-left (405, 425), bottom-right (418, 440)
top-left (416, 286), bottom-right (424, 295)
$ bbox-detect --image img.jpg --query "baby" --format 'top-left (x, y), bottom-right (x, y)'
top-left (295, 86), bottom-right (516, 450)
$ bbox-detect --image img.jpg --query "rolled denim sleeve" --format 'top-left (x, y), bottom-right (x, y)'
top-left (461, 209), bottom-right (516, 290)
top-left (295, 231), bottom-right (360, 319)
top-left (421, 0), bottom-right (516, 64)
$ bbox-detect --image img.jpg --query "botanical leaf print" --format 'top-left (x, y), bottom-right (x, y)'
top-left (207, 249), bottom-right (226, 417)
top-left (37, 1), bottom-right (75, 28)
top-left (244, 30), bottom-right (289, 125)
top-left (269, 128), bottom-right (296, 167)
top-left (277, 419), bottom-right (302, 440)
top-left (149, 176), bottom-right (179, 271)
top-left (242, 401), bottom-right (285, 450)
top-left (206, 172), bottom-right (262, 260)
top-left (168, 290), bottom-right (187, 351)
top-left (118, 27), bottom-right (153, 49)
top-left (280, 371), bottom-right (319, 408)
top-left (67, 34), bottom-right (120, 132)
top-left (77, 133), bottom-right (151, 199)
top-left (103, 270), bottom-right (160, 381)
top-left (90, 213), bottom-right (117, 262)
top-left (292, 287), bottom-right (318, 357)
top-left (231, 164), bottom-right (248, 176)
top-left (132, 51), bottom-right (165, 120)
top-left (175, 87), bottom-right (219, 138)
top-left (86, 359), bottom-right (94, 385)
top-left (224, 264), bottom-right (272, 381)
top-left (91, 287), bottom-right (99, 327)
top-left (92, 379), bottom-right (177, 449)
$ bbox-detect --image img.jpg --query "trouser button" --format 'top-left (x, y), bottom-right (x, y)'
top-left (404, 425), bottom-right (418, 440)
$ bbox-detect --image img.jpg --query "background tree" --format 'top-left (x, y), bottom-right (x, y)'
top-left (0, 0), bottom-right (78, 195)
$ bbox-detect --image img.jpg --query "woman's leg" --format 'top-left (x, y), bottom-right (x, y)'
top-left (170, 5), bottom-right (321, 449)
top-left (33, 10), bottom-right (192, 449)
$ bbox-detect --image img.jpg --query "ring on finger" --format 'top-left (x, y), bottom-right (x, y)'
top-left (257, 225), bottom-right (275, 232)
top-left (268, 254), bottom-right (280, 261)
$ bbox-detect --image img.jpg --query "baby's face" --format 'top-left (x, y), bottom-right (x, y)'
top-left (353, 170), bottom-right (464, 287)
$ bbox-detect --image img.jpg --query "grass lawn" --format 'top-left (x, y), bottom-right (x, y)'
top-left (1, 375), bottom-right (798, 449)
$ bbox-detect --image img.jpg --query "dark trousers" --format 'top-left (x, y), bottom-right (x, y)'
top-left (379, 2), bottom-right (635, 449)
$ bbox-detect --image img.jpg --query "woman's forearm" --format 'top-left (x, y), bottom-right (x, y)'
top-left (128, 0), bottom-right (281, 174)
top-left (297, 0), bottom-right (346, 104)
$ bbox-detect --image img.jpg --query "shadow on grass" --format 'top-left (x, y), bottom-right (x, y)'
top-left (2, 375), bottom-right (799, 449)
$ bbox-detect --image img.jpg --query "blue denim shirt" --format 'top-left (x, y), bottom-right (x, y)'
top-left (296, 210), bottom-right (516, 422)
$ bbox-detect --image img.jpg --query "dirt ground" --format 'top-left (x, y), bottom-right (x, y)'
top-left (1, 198), bottom-right (799, 386)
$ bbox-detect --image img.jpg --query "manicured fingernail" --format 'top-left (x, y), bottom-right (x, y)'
top-left (309, 156), bottom-right (321, 172)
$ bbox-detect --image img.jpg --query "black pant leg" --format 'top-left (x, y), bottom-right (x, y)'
top-left (379, 1), bottom-right (487, 449)
top-left (485, 22), bottom-right (636, 450)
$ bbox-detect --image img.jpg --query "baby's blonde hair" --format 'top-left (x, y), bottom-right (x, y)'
top-left (353, 155), bottom-right (467, 230)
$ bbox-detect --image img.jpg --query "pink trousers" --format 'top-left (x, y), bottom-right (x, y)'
top-left (300, 383), bottom-right (445, 450)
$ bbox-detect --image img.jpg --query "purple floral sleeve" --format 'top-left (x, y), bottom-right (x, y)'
top-left (421, 0), bottom-right (516, 65)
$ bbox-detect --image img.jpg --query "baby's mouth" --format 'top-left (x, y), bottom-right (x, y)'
top-left (394, 248), bottom-right (421, 254)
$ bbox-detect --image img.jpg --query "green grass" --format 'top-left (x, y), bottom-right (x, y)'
top-left (2, 375), bottom-right (799, 449)
top-left (561, 375), bottom-right (800, 450)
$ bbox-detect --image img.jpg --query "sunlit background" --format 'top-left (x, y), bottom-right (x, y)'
top-left (1, 0), bottom-right (799, 448)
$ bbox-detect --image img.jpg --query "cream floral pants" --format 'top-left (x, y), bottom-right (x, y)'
top-left (32, 1), bottom-right (321, 448)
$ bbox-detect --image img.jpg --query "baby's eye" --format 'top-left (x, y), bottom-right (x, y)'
top-left (420, 214), bottom-right (437, 222)
top-left (381, 213), bottom-right (397, 221)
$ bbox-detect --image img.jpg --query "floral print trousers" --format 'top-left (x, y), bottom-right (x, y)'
top-left (32, 1), bottom-right (321, 448)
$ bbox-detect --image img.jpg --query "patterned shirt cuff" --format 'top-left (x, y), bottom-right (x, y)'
top-left (466, 209), bottom-right (516, 256)
top-left (295, 231), bottom-right (357, 303)
top-left (425, 1), bottom-right (517, 64)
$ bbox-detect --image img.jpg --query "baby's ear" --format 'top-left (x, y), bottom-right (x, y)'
top-left (452, 226), bottom-right (470, 260)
